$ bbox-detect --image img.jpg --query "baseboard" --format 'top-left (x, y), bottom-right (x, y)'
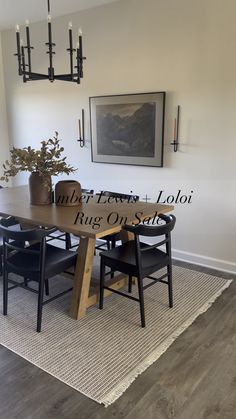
top-left (121, 238), bottom-right (236, 275)
top-left (172, 248), bottom-right (236, 274)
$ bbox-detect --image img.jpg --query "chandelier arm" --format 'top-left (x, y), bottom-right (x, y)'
top-left (14, 28), bottom-right (23, 76)
top-left (54, 75), bottom-right (78, 81)
top-left (79, 35), bottom-right (83, 78)
top-left (76, 48), bottom-right (81, 84)
top-left (68, 28), bottom-right (74, 81)
top-left (22, 71), bottom-right (49, 80)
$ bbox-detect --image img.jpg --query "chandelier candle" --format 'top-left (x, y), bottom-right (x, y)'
top-left (14, 0), bottom-right (86, 83)
top-left (68, 22), bottom-right (74, 78)
top-left (25, 20), bottom-right (32, 73)
top-left (20, 39), bottom-right (26, 83)
top-left (78, 28), bottom-right (83, 78)
top-left (78, 119), bottom-right (82, 139)
top-left (76, 42), bottom-right (81, 84)
top-left (46, 13), bottom-right (55, 81)
top-left (15, 25), bottom-right (22, 75)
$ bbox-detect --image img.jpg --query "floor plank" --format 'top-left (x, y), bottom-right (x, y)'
top-left (0, 261), bottom-right (235, 419)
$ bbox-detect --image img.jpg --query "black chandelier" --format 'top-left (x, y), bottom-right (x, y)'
top-left (15, 0), bottom-right (86, 83)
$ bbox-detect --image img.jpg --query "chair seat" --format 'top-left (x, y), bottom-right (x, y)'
top-left (100, 240), bottom-right (169, 277)
top-left (6, 243), bottom-right (77, 279)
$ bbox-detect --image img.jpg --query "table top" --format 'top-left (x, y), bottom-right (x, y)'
top-left (0, 185), bottom-right (174, 238)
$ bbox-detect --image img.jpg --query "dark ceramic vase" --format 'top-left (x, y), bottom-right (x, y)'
top-left (28, 172), bottom-right (52, 205)
top-left (55, 180), bottom-right (82, 206)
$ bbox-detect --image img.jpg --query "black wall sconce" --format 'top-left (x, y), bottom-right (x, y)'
top-left (77, 109), bottom-right (85, 147)
top-left (171, 105), bottom-right (180, 152)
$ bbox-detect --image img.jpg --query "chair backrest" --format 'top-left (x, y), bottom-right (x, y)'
top-left (81, 188), bottom-right (94, 194)
top-left (101, 190), bottom-right (139, 203)
top-left (125, 214), bottom-right (175, 237)
top-left (0, 216), bottom-right (21, 244)
top-left (0, 216), bottom-right (20, 228)
top-left (0, 225), bottom-right (57, 275)
top-left (124, 214), bottom-right (176, 275)
top-left (0, 224), bottom-right (56, 242)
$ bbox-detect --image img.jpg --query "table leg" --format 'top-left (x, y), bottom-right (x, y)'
top-left (120, 229), bottom-right (134, 243)
top-left (69, 236), bottom-right (96, 319)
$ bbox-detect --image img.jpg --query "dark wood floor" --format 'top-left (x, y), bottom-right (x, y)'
top-left (0, 261), bottom-right (235, 419)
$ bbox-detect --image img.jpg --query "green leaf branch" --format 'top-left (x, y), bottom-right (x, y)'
top-left (0, 132), bottom-right (77, 184)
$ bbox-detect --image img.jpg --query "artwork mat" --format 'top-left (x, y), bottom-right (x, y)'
top-left (89, 92), bottom-right (165, 167)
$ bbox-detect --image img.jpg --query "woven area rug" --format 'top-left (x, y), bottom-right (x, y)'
top-left (0, 266), bottom-right (232, 407)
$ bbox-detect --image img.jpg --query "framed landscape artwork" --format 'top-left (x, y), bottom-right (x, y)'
top-left (89, 92), bottom-right (165, 167)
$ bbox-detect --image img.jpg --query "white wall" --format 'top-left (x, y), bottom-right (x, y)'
top-left (1, 0), bottom-right (236, 272)
top-left (0, 32), bottom-right (10, 178)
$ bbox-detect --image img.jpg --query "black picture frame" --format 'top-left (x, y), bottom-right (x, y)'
top-left (89, 91), bottom-right (165, 167)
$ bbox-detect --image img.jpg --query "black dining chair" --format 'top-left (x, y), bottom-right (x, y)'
top-left (0, 224), bottom-right (77, 332)
top-left (95, 191), bottom-right (139, 252)
top-left (46, 188), bottom-right (94, 250)
top-left (99, 213), bottom-right (176, 327)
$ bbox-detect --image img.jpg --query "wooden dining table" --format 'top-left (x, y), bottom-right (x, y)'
top-left (0, 185), bottom-right (174, 319)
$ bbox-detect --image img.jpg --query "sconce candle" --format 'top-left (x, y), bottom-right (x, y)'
top-left (82, 108), bottom-right (85, 139)
top-left (78, 119), bottom-right (82, 139)
top-left (171, 105), bottom-right (180, 152)
top-left (174, 118), bottom-right (177, 141)
top-left (77, 109), bottom-right (85, 147)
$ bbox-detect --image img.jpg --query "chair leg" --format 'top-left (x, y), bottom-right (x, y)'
top-left (109, 238), bottom-right (116, 279)
top-left (65, 233), bottom-right (72, 250)
top-left (167, 264), bottom-right (173, 308)
top-left (99, 257), bottom-right (106, 309)
top-left (128, 275), bottom-right (132, 293)
top-left (37, 276), bottom-right (45, 332)
top-left (137, 276), bottom-right (145, 327)
top-left (45, 279), bottom-right (49, 296)
top-left (3, 268), bottom-right (8, 316)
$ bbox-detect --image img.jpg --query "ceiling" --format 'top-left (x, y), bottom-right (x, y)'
top-left (0, 0), bottom-right (120, 30)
